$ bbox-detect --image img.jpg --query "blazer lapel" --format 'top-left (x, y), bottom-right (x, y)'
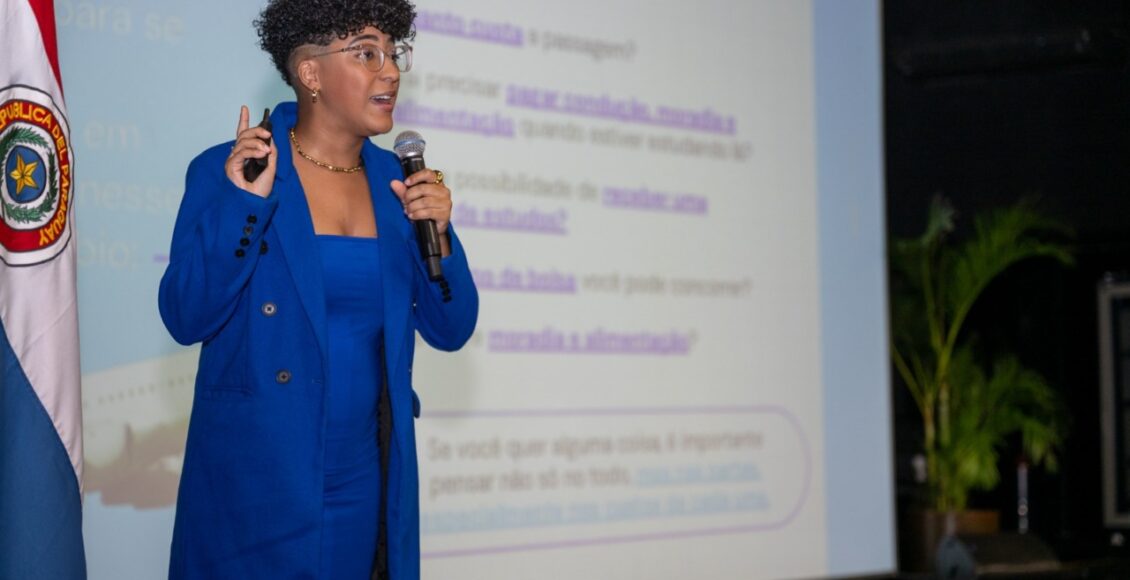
top-left (367, 145), bottom-right (412, 380)
top-left (271, 120), bottom-right (329, 364)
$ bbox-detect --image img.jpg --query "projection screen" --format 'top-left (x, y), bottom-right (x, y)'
top-left (58, 1), bottom-right (891, 577)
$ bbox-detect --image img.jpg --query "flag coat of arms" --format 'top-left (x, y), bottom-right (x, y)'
top-left (0, 0), bottom-right (85, 578)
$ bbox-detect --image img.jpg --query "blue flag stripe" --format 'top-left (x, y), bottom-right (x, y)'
top-left (0, 321), bottom-right (86, 580)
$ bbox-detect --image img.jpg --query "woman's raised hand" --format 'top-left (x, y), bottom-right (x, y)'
top-left (225, 105), bottom-right (277, 198)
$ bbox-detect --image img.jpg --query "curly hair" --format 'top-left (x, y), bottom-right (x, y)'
top-left (255, 0), bottom-right (417, 84)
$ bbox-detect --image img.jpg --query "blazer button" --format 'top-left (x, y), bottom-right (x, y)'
top-left (243, 225), bottom-right (254, 236)
top-left (247, 214), bottom-right (258, 224)
top-left (239, 237), bottom-right (251, 247)
top-left (261, 302), bottom-right (277, 317)
top-left (275, 370), bottom-right (291, 384)
top-left (235, 248), bottom-right (246, 258)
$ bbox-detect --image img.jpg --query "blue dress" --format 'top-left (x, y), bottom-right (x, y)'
top-left (318, 235), bottom-right (383, 579)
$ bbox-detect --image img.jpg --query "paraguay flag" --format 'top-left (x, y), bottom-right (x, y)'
top-left (0, 0), bottom-right (85, 578)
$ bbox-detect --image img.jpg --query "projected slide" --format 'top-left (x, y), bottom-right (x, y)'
top-left (60, 1), bottom-right (890, 578)
top-left (389, 5), bottom-right (828, 577)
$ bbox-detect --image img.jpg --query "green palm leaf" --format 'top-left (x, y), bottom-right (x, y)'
top-left (0, 126), bottom-right (49, 154)
top-left (942, 202), bottom-right (1073, 350)
top-left (889, 197), bottom-right (1071, 511)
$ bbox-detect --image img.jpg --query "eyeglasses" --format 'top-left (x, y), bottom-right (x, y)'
top-left (311, 43), bottom-right (413, 73)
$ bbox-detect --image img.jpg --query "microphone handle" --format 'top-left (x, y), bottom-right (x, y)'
top-left (399, 156), bottom-right (444, 281)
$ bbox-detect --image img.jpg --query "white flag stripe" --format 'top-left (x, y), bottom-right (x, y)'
top-left (2, 0), bottom-right (59, 94)
top-left (0, 0), bottom-right (82, 489)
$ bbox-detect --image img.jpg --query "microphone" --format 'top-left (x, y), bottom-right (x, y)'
top-left (393, 130), bottom-right (444, 282)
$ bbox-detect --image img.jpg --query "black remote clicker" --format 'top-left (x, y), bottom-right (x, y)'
top-left (242, 108), bottom-right (272, 183)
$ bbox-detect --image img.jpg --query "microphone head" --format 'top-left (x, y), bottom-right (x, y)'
top-left (393, 130), bottom-right (426, 159)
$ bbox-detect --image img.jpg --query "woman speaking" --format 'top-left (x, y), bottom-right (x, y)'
top-left (157, 1), bottom-right (477, 578)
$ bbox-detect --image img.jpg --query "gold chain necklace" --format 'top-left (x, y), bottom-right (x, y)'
top-left (289, 128), bottom-right (364, 174)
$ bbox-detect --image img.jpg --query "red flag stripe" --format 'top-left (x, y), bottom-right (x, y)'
top-left (24, 0), bottom-right (63, 95)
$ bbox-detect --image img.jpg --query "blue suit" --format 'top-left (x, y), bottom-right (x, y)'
top-left (158, 102), bottom-right (478, 579)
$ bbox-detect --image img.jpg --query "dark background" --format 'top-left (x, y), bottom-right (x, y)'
top-left (884, 0), bottom-right (1130, 566)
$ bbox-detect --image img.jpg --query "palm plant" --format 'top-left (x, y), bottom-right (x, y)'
top-left (890, 197), bottom-right (1072, 512)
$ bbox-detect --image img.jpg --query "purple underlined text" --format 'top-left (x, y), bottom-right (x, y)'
top-left (416, 11), bottom-right (524, 47)
top-left (453, 203), bottom-right (568, 235)
top-left (506, 85), bottom-right (737, 136)
top-left (393, 101), bottom-right (516, 138)
top-left (472, 267), bottom-right (577, 294)
top-left (488, 327), bottom-right (694, 355)
top-left (602, 186), bottom-right (708, 215)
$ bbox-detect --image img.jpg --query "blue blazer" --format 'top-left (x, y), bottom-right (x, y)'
top-left (158, 102), bottom-right (478, 579)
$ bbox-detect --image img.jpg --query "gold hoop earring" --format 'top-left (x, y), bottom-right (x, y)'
top-left (311, 89), bottom-right (319, 103)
